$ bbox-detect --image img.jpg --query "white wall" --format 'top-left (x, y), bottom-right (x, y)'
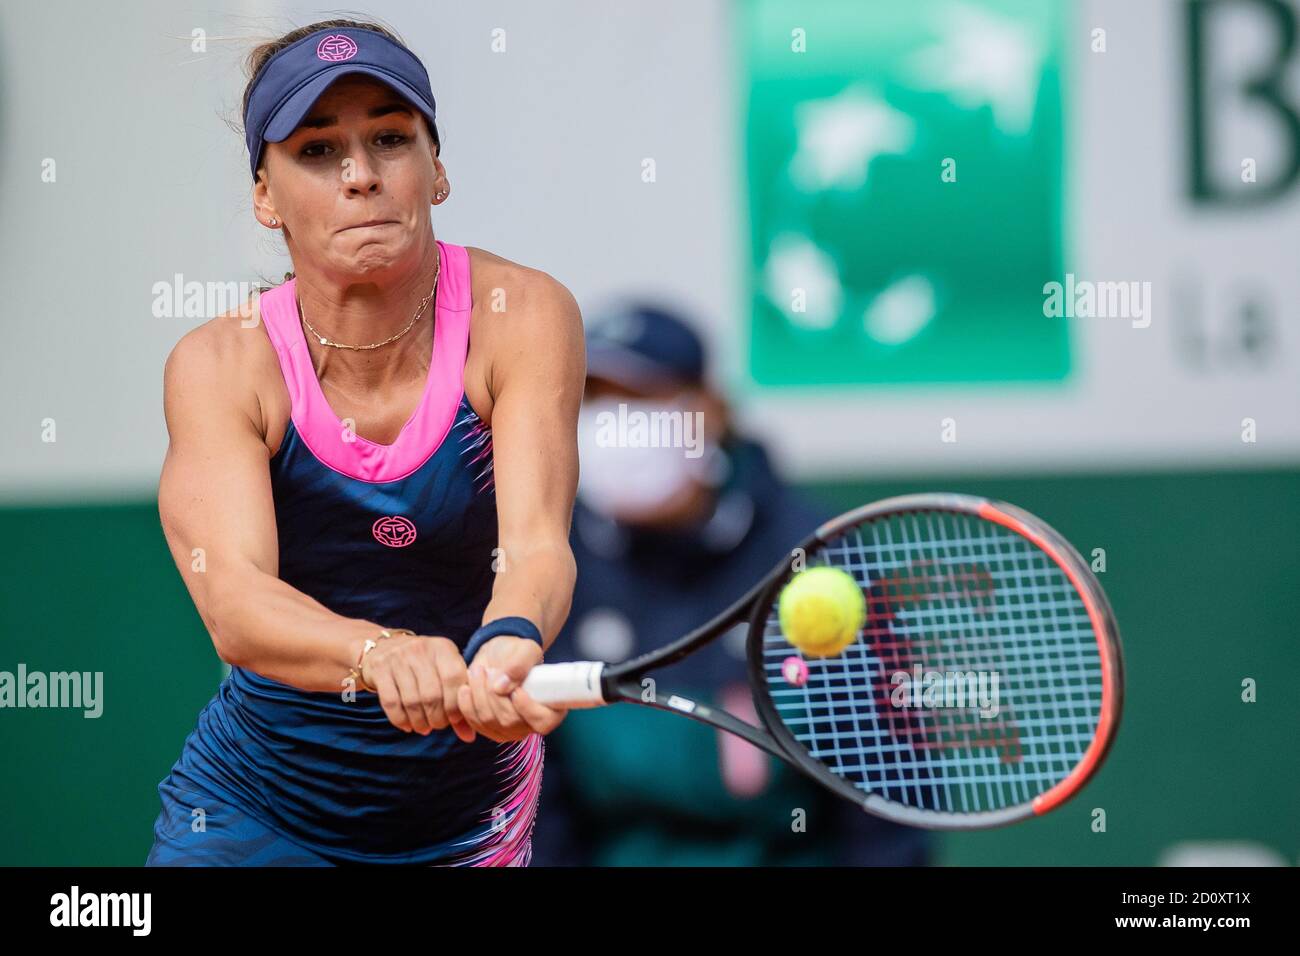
top-left (0, 0), bottom-right (739, 502)
top-left (1, 0), bottom-right (1296, 504)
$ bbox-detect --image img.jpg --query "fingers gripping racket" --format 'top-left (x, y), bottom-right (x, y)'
top-left (522, 493), bottom-right (1124, 830)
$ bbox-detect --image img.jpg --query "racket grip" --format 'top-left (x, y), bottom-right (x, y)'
top-left (521, 662), bottom-right (607, 708)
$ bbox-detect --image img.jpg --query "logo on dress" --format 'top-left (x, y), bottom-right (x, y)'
top-left (372, 515), bottom-right (417, 548)
top-left (316, 35), bottom-right (359, 62)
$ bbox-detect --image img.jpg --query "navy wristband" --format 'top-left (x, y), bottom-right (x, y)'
top-left (463, 616), bottom-right (543, 664)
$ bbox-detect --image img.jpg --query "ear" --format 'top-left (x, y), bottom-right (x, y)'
top-left (252, 176), bottom-right (280, 227)
top-left (432, 166), bottom-right (450, 204)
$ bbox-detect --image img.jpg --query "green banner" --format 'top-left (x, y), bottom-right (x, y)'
top-left (743, 0), bottom-right (1070, 386)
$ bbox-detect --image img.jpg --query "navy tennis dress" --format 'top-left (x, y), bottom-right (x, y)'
top-left (147, 240), bottom-right (542, 865)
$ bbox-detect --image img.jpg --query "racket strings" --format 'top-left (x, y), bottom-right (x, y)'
top-left (761, 509), bottom-right (1104, 816)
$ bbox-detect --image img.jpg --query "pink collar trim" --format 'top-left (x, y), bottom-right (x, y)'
top-left (260, 239), bottom-right (472, 483)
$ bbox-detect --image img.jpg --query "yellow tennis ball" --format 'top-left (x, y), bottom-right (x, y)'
top-left (778, 566), bottom-right (866, 658)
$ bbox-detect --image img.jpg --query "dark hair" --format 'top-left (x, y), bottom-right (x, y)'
top-left (240, 16), bottom-right (441, 181)
top-left (243, 17), bottom-right (441, 291)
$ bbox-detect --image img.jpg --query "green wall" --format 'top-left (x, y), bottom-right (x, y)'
top-left (1, 468), bottom-right (1296, 865)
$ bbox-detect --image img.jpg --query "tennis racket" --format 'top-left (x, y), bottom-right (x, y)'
top-left (522, 493), bottom-right (1123, 830)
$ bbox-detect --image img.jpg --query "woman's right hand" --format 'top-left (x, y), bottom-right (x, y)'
top-left (361, 634), bottom-right (476, 742)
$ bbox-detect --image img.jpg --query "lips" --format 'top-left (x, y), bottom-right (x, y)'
top-left (343, 220), bottom-right (397, 231)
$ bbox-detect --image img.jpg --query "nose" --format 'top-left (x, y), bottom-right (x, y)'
top-left (343, 145), bottom-right (382, 194)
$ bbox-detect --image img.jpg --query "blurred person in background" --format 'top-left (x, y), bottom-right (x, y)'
top-left (531, 303), bottom-right (930, 866)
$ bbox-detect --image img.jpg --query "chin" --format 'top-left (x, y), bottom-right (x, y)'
top-left (341, 248), bottom-right (403, 271)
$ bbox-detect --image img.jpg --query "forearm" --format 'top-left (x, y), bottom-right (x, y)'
top-left (480, 541), bottom-right (576, 652)
top-left (206, 570), bottom-right (386, 693)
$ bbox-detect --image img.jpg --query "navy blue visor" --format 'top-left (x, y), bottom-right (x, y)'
top-left (243, 27), bottom-right (437, 181)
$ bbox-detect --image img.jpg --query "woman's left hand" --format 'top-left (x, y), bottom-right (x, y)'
top-left (458, 636), bottom-right (567, 742)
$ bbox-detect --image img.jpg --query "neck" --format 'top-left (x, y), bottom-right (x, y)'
top-left (292, 237), bottom-right (441, 390)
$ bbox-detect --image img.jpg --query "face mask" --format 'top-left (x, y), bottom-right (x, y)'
top-left (577, 396), bottom-right (719, 520)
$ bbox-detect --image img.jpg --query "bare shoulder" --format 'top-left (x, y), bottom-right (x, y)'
top-left (463, 247), bottom-right (585, 409)
top-left (464, 245), bottom-right (580, 319)
top-left (163, 294), bottom-right (285, 446)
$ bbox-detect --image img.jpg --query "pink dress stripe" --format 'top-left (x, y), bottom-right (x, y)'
top-left (259, 239), bottom-right (471, 483)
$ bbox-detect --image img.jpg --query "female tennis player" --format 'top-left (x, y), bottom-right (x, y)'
top-left (146, 19), bottom-right (584, 866)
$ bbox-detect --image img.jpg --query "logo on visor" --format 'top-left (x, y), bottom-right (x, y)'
top-left (316, 35), bottom-right (359, 62)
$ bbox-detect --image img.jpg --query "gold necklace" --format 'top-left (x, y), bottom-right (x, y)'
top-left (297, 252), bottom-right (440, 351)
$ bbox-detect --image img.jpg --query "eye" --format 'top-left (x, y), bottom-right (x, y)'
top-left (376, 133), bottom-right (408, 148)
top-left (300, 142), bottom-right (332, 159)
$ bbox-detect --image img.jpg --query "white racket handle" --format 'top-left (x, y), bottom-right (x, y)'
top-left (521, 662), bottom-right (607, 708)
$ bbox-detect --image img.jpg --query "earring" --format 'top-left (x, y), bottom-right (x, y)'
top-left (268, 218), bottom-right (279, 226)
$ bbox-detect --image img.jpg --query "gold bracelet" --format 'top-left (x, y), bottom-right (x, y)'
top-left (347, 628), bottom-right (416, 692)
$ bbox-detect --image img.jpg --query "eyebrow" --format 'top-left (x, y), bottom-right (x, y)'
top-left (296, 102), bottom-right (416, 132)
